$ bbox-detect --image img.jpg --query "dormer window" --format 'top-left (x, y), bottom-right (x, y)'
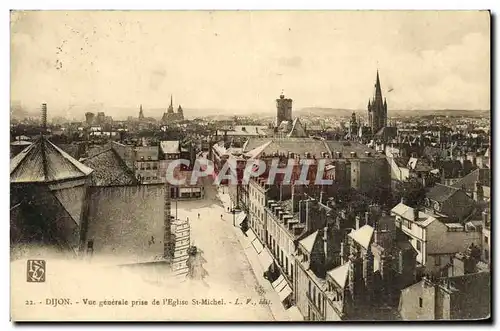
top-left (433, 201), bottom-right (441, 211)
top-left (424, 198), bottom-right (430, 207)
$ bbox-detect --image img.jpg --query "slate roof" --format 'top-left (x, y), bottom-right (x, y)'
top-left (374, 126), bottom-right (398, 140)
top-left (299, 230), bottom-right (318, 254)
top-left (452, 168), bottom-right (491, 191)
top-left (287, 118), bottom-right (308, 138)
top-left (426, 184), bottom-right (461, 203)
top-left (82, 148), bottom-right (137, 186)
top-left (348, 225), bottom-right (374, 250)
top-left (243, 138), bottom-right (329, 158)
top-left (325, 140), bottom-right (382, 158)
top-left (327, 261), bottom-right (351, 289)
top-left (10, 136), bottom-right (93, 184)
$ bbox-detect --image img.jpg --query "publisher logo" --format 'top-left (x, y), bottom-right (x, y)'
top-left (27, 260), bottom-right (46, 283)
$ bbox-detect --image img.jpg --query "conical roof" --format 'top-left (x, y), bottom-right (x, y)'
top-left (10, 136), bottom-right (93, 183)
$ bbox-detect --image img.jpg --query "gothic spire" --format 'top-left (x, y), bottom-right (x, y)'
top-left (375, 70), bottom-right (383, 101)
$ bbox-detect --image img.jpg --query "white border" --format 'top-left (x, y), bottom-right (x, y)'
top-left (2, 1), bottom-right (498, 330)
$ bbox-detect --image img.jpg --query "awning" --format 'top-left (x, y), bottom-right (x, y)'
top-left (251, 238), bottom-right (264, 254)
top-left (258, 247), bottom-right (274, 269)
top-left (272, 275), bottom-right (286, 289)
top-left (235, 212), bottom-right (247, 225)
top-left (272, 274), bottom-right (293, 302)
top-left (246, 229), bottom-right (257, 242)
top-left (278, 284), bottom-right (293, 302)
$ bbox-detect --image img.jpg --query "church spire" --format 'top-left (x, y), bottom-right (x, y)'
top-left (139, 104), bottom-right (144, 119)
top-left (375, 70), bottom-right (383, 101)
top-left (167, 95), bottom-right (174, 113)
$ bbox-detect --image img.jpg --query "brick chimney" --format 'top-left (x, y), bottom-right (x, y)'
top-left (475, 181), bottom-right (484, 202)
top-left (413, 206), bottom-right (419, 221)
top-left (41, 103), bottom-right (47, 131)
top-left (365, 211), bottom-right (370, 226)
top-left (355, 216), bottom-right (360, 230)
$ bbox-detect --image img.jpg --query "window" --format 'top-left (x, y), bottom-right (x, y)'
top-left (419, 297), bottom-right (423, 308)
top-left (484, 249), bottom-right (489, 260)
top-left (435, 257), bottom-right (440, 266)
top-left (308, 281), bottom-right (312, 295)
top-left (416, 240), bottom-right (421, 252)
top-left (485, 236), bottom-right (488, 244)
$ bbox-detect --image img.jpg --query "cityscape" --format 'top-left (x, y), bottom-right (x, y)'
top-left (10, 11), bottom-right (491, 322)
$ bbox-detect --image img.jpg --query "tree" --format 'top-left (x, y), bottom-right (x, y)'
top-left (394, 177), bottom-right (426, 207)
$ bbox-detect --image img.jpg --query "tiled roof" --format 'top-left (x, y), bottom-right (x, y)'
top-left (243, 138), bottom-right (330, 158)
top-left (327, 261), bottom-right (351, 289)
top-left (10, 136), bottom-right (93, 184)
top-left (426, 183), bottom-right (461, 203)
top-left (452, 168), bottom-right (491, 191)
top-left (83, 147), bottom-right (137, 186)
top-left (287, 118), bottom-right (308, 138)
top-left (348, 225), bottom-right (374, 250)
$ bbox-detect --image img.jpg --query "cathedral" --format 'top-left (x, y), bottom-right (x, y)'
top-left (367, 70), bottom-right (388, 135)
top-left (161, 95), bottom-right (184, 123)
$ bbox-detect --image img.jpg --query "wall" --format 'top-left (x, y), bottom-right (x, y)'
top-left (399, 280), bottom-right (436, 320)
top-left (295, 262), bottom-right (309, 319)
top-left (85, 184), bottom-right (166, 261)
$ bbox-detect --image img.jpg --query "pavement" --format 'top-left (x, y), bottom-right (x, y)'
top-left (170, 176), bottom-right (302, 321)
top-left (216, 186), bottom-right (303, 321)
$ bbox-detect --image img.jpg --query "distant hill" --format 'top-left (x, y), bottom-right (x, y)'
top-left (296, 107), bottom-right (490, 118)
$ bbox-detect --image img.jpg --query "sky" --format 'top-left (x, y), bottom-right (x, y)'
top-left (11, 11), bottom-right (490, 118)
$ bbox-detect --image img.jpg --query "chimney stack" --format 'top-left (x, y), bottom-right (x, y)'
top-left (355, 216), bottom-right (360, 230)
top-left (413, 206), bottom-right (419, 221)
top-left (340, 242), bottom-right (345, 264)
top-left (323, 226), bottom-right (328, 261)
top-left (365, 211), bottom-right (370, 225)
top-left (41, 103), bottom-right (47, 131)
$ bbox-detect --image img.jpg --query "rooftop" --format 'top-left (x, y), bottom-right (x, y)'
top-left (160, 140), bottom-right (180, 154)
top-left (11, 136), bottom-right (93, 184)
top-left (426, 184), bottom-right (461, 203)
top-left (348, 225), bottom-right (374, 250)
top-left (327, 261), bottom-right (351, 289)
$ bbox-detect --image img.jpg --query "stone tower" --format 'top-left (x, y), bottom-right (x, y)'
top-left (276, 92), bottom-right (293, 126)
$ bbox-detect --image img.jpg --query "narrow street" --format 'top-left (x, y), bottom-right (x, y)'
top-left (172, 176), bottom-right (275, 320)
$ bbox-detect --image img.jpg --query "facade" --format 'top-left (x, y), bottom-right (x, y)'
top-left (135, 146), bottom-right (161, 184)
top-left (391, 202), bottom-right (481, 273)
top-left (399, 269), bottom-right (490, 320)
